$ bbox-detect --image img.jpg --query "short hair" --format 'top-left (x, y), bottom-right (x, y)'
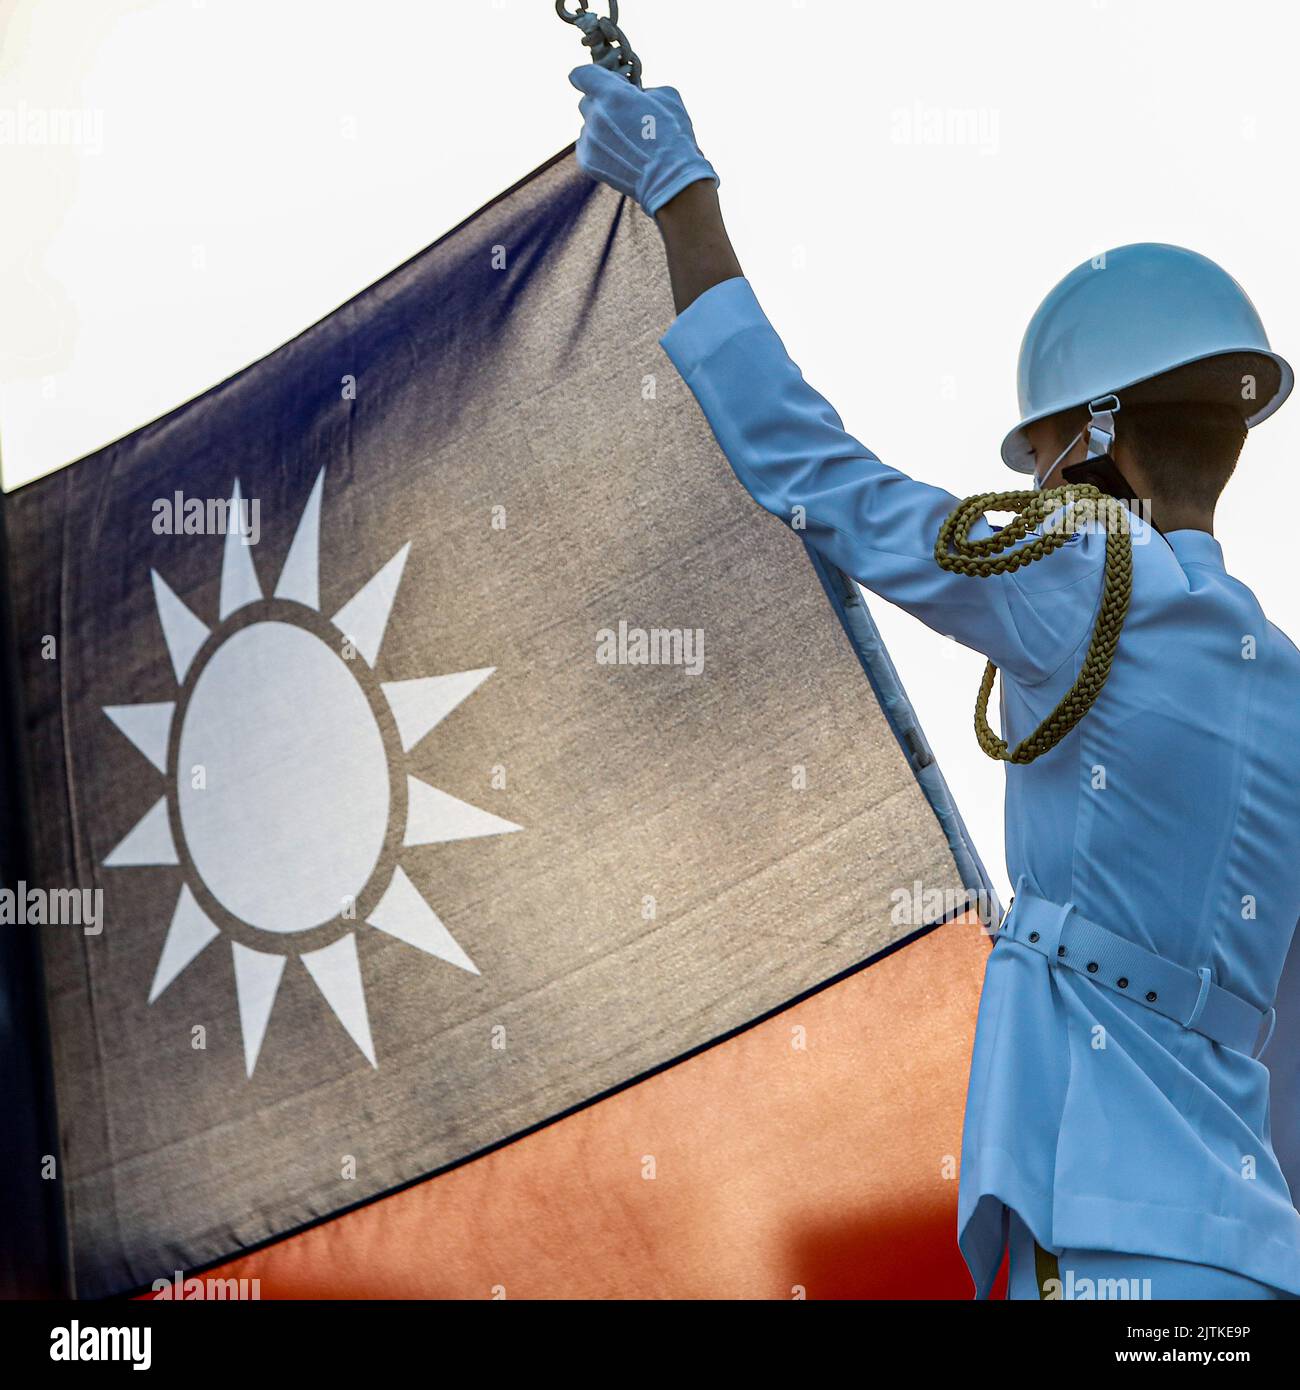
top-left (1118, 400), bottom-right (1246, 507)
top-left (1117, 353), bottom-right (1265, 506)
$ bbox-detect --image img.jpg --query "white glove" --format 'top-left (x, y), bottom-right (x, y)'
top-left (569, 65), bottom-right (719, 215)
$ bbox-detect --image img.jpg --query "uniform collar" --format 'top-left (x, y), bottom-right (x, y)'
top-left (1164, 529), bottom-right (1224, 569)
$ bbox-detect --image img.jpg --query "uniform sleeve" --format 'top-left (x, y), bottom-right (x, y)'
top-left (660, 276), bottom-right (1106, 684)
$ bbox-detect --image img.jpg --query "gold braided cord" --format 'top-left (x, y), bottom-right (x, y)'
top-left (934, 484), bottom-right (1133, 765)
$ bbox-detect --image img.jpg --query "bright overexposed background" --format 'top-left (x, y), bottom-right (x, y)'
top-left (6, 0), bottom-right (1300, 903)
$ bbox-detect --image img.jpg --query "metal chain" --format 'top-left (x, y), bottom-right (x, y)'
top-left (556, 1), bottom-right (643, 87)
top-left (934, 484), bottom-right (1133, 764)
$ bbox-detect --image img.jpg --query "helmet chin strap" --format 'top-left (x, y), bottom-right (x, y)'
top-left (1080, 393), bottom-right (1120, 465)
top-left (1035, 393), bottom-right (1118, 488)
top-left (1036, 394), bottom-right (1146, 518)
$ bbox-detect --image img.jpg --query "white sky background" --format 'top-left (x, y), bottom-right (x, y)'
top-left (4, 0), bottom-right (1300, 905)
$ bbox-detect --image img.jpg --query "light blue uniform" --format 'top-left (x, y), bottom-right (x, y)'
top-left (660, 275), bottom-right (1300, 1298)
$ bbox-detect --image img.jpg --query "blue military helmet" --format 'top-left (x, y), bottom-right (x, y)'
top-left (1001, 243), bottom-right (1294, 473)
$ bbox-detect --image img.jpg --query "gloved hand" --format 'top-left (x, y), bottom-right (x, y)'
top-left (569, 65), bottom-right (719, 216)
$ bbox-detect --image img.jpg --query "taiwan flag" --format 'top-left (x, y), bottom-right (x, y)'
top-left (0, 149), bottom-right (996, 1300)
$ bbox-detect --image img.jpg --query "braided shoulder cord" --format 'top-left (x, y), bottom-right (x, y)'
top-left (934, 484), bottom-right (1133, 764)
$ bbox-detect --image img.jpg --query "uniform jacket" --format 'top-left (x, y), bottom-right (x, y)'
top-left (660, 275), bottom-right (1300, 1296)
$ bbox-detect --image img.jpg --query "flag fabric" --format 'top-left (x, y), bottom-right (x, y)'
top-left (3, 148), bottom-right (994, 1299)
top-left (201, 912), bottom-right (990, 1301)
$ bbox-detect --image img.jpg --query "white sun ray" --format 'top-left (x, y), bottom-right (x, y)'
top-left (404, 776), bottom-right (522, 847)
top-left (219, 479), bottom-right (262, 620)
top-left (150, 570), bottom-right (210, 684)
top-left (331, 543), bottom-right (410, 667)
top-left (106, 469), bottom-right (524, 1077)
top-left (149, 884), bottom-right (220, 1003)
top-left (302, 932), bottom-right (376, 1066)
top-left (232, 941), bottom-right (286, 1077)
top-left (104, 797), bottom-right (178, 867)
top-left (103, 701), bottom-right (174, 773)
top-left (273, 467), bottom-right (325, 610)
top-left (381, 668), bottom-right (495, 753)
top-left (367, 864), bottom-right (478, 974)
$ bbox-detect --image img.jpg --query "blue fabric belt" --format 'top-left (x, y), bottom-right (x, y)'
top-left (994, 885), bottom-right (1276, 1059)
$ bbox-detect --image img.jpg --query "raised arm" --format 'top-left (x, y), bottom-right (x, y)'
top-left (571, 66), bottom-right (1105, 682)
top-left (655, 179), bottom-right (743, 315)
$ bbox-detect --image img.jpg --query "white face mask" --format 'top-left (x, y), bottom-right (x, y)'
top-left (1033, 428), bottom-right (1085, 491)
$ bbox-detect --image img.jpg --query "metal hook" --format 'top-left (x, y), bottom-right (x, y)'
top-left (556, 0), bottom-right (642, 87)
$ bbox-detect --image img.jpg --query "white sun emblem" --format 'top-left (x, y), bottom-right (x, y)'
top-left (102, 469), bottom-right (520, 1076)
